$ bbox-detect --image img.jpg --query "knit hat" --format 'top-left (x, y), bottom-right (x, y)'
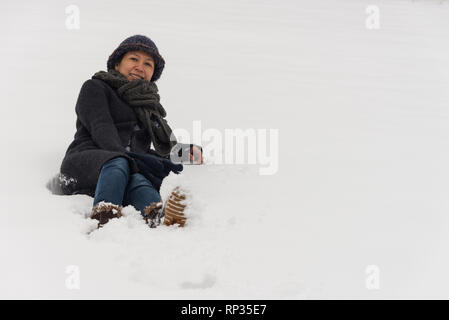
top-left (107, 35), bottom-right (165, 82)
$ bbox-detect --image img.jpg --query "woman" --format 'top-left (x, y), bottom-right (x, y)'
top-left (58, 35), bottom-right (202, 228)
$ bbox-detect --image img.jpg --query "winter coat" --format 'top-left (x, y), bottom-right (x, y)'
top-left (58, 78), bottom-right (188, 197)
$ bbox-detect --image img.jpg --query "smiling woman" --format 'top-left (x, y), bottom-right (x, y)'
top-left (115, 51), bottom-right (155, 82)
top-left (55, 34), bottom-right (203, 229)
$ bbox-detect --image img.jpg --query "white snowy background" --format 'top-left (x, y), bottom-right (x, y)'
top-left (1, 0), bottom-right (449, 299)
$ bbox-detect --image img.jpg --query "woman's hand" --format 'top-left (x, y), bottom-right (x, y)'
top-left (189, 145), bottom-right (203, 165)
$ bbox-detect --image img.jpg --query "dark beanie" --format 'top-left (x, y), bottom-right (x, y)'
top-left (107, 35), bottom-right (165, 82)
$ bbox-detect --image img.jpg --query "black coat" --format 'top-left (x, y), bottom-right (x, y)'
top-left (59, 79), bottom-right (185, 196)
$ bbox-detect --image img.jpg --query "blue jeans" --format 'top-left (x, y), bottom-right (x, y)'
top-left (93, 157), bottom-right (161, 214)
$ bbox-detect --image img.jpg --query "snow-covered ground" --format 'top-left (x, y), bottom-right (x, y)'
top-left (1, 0), bottom-right (449, 299)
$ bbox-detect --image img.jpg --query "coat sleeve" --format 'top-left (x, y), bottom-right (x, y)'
top-left (75, 79), bottom-right (126, 153)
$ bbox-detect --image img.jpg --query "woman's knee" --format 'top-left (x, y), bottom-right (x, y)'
top-left (103, 156), bottom-right (129, 170)
top-left (101, 157), bottom-right (130, 177)
top-left (128, 173), bottom-right (152, 188)
top-left (125, 173), bottom-right (161, 208)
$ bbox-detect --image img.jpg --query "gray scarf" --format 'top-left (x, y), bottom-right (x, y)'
top-left (92, 69), bottom-right (177, 157)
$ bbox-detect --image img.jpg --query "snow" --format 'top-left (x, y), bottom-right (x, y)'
top-left (1, 0), bottom-right (449, 299)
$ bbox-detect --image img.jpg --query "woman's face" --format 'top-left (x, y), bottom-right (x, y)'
top-left (115, 51), bottom-right (155, 81)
